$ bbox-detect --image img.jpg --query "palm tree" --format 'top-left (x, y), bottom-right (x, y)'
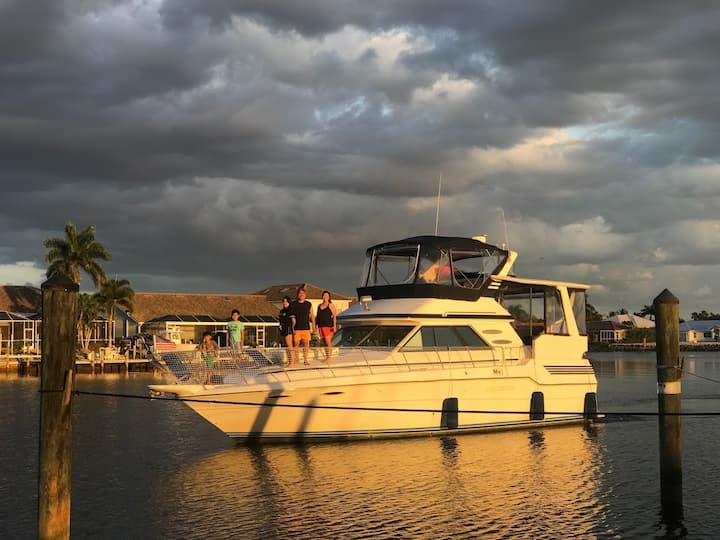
top-left (96, 278), bottom-right (135, 346)
top-left (78, 293), bottom-right (104, 352)
top-left (43, 221), bottom-right (111, 287)
top-left (634, 304), bottom-right (656, 321)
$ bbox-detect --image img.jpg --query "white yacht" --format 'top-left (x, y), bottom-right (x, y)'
top-left (149, 235), bottom-right (598, 441)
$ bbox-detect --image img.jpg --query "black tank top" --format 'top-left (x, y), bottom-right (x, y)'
top-left (316, 304), bottom-right (334, 328)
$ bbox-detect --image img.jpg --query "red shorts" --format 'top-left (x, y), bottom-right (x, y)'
top-left (318, 327), bottom-right (334, 338)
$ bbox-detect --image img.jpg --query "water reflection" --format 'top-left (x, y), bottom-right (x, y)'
top-left (439, 436), bottom-right (460, 467)
top-left (12, 355), bottom-right (720, 538)
top-left (153, 426), bottom-right (608, 538)
top-left (528, 430), bottom-right (545, 450)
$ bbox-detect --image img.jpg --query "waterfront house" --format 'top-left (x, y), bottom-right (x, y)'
top-left (587, 320), bottom-right (628, 343)
top-left (129, 292), bottom-right (281, 347)
top-left (0, 286), bottom-right (42, 356)
top-left (608, 314), bottom-right (655, 329)
top-left (0, 285), bottom-right (113, 355)
top-left (1, 283), bottom-right (356, 353)
top-left (680, 320), bottom-right (720, 343)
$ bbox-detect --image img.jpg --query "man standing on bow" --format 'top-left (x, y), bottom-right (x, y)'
top-left (290, 287), bottom-right (315, 366)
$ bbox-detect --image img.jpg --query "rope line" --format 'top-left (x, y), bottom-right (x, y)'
top-left (681, 367), bottom-right (720, 385)
top-left (59, 389), bottom-right (720, 417)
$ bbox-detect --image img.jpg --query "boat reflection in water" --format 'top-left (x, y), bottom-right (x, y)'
top-left (155, 426), bottom-right (608, 538)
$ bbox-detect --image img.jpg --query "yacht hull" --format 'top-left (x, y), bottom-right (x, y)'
top-left (150, 366), bottom-right (597, 441)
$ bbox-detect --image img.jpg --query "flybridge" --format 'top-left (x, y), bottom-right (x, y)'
top-left (356, 235), bottom-right (514, 301)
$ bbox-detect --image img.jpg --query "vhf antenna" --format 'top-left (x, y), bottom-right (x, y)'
top-left (434, 173), bottom-right (442, 235)
top-left (497, 207), bottom-right (509, 251)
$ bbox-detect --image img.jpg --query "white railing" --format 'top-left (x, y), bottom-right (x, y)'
top-left (157, 345), bottom-right (527, 385)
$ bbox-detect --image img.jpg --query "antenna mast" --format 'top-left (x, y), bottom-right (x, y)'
top-left (497, 207), bottom-right (509, 250)
top-left (434, 173), bottom-right (442, 235)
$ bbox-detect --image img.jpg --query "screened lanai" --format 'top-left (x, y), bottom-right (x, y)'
top-left (141, 313), bottom-right (281, 347)
top-left (0, 311), bottom-right (40, 356)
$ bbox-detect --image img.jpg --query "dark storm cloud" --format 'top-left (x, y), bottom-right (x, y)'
top-left (0, 0), bottom-right (67, 63)
top-left (1, 0), bottom-right (720, 315)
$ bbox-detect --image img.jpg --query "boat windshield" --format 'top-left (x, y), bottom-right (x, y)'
top-left (361, 244), bottom-right (419, 286)
top-left (332, 325), bottom-right (414, 348)
top-left (360, 242), bottom-right (505, 289)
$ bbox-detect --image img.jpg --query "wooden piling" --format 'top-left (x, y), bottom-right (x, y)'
top-left (38, 272), bottom-right (79, 540)
top-left (653, 288), bottom-right (683, 528)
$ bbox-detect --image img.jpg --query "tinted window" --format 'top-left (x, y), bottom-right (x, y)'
top-left (333, 325), bottom-right (413, 348)
top-left (403, 326), bottom-right (487, 349)
top-left (334, 326), bottom-right (375, 346)
top-left (455, 326), bottom-right (488, 347)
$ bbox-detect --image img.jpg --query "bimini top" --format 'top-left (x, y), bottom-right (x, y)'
top-left (357, 235), bottom-right (513, 301)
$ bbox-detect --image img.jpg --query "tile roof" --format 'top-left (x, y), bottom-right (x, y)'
top-left (0, 286), bottom-right (42, 313)
top-left (254, 282), bottom-right (354, 302)
top-left (131, 292), bottom-right (279, 323)
top-left (587, 320), bottom-right (627, 331)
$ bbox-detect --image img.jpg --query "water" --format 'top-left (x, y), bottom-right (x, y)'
top-left (3, 351), bottom-right (720, 539)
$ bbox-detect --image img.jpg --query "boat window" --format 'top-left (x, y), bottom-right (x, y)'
top-left (502, 287), bottom-right (568, 344)
top-left (402, 326), bottom-right (488, 349)
top-left (545, 290), bottom-right (567, 335)
top-left (417, 249), bottom-right (451, 284)
top-left (504, 291), bottom-right (544, 345)
top-left (363, 245), bottom-right (419, 286)
top-left (333, 325), bottom-right (414, 348)
top-left (570, 289), bottom-right (587, 336)
top-left (451, 249), bottom-right (505, 289)
top-left (358, 254), bottom-right (372, 287)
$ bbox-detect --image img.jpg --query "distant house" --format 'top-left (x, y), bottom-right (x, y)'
top-left (0, 286), bottom-right (42, 356)
top-left (0, 285), bottom-right (286, 352)
top-left (587, 320), bottom-right (627, 343)
top-left (679, 320), bottom-right (720, 343)
top-left (0, 285), bottom-right (112, 354)
top-left (1, 283), bottom-right (357, 352)
top-left (254, 283), bottom-right (355, 315)
top-left (607, 314), bottom-right (655, 329)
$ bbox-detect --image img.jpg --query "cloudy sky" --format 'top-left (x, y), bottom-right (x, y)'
top-left (1, 1), bottom-right (719, 318)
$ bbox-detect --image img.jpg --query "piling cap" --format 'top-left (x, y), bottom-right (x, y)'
top-left (42, 271), bottom-right (79, 292)
top-left (653, 288), bottom-right (679, 306)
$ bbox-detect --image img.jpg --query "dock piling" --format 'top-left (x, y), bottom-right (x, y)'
top-left (38, 272), bottom-right (78, 540)
top-left (653, 288), bottom-right (684, 532)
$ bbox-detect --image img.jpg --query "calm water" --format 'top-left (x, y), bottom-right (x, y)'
top-left (3, 351), bottom-right (720, 539)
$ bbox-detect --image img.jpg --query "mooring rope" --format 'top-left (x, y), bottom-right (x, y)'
top-left (42, 388), bottom-right (720, 418)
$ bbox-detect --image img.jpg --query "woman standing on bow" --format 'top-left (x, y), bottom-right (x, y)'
top-left (316, 290), bottom-right (337, 363)
top-left (278, 295), bottom-right (295, 366)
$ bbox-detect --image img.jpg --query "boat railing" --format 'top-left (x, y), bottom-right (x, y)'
top-left (154, 348), bottom-right (284, 384)
top-left (156, 344), bottom-right (527, 385)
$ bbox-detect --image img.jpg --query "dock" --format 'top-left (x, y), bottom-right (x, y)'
top-left (608, 342), bottom-right (720, 352)
top-left (2, 352), bottom-right (155, 376)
